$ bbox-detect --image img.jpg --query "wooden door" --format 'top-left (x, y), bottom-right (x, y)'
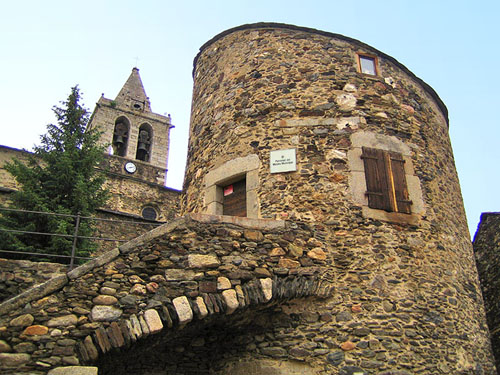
top-left (223, 178), bottom-right (246, 217)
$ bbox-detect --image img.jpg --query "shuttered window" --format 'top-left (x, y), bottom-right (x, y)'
top-left (222, 178), bottom-right (247, 217)
top-left (361, 147), bottom-right (411, 214)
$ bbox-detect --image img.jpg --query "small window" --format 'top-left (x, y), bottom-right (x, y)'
top-left (141, 206), bottom-right (158, 221)
top-left (358, 54), bottom-right (378, 76)
top-left (361, 147), bottom-right (411, 214)
top-left (222, 178), bottom-right (246, 217)
top-left (132, 100), bottom-right (144, 111)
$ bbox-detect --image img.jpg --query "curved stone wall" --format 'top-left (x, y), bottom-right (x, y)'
top-left (182, 23), bottom-right (495, 374)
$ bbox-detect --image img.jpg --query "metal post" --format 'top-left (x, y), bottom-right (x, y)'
top-left (69, 213), bottom-right (81, 270)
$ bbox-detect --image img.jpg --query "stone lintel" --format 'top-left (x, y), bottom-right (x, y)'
top-left (189, 212), bottom-right (285, 230)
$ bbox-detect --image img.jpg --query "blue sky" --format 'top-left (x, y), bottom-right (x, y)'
top-left (1, 0), bottom-right (498, 236)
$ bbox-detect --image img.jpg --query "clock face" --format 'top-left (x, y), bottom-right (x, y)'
top-left (124, 162), bottom-right (137, 174)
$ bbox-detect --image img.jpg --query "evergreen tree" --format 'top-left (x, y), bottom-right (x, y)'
top-left (0, 86), bottom-right (108, 261)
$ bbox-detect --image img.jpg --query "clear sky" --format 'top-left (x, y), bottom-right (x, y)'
top-left (1, 0), bottom-right (498, 237)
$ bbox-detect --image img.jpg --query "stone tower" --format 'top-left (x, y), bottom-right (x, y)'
top-left (88, 67), bottom-right (173, 186)
top-left (86, 68), bottom-right (179, 222)
top-left (181, 23), bottom-right (495, 374)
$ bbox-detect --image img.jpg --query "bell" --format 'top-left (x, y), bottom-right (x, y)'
top-left (114, 135), bottom-right (124, 145)
top-left (137, 142), bottom-right (148, 152)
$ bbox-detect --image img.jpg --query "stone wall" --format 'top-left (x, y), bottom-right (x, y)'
top-left (474, 212), bottom-right (500, 372)
top-left (0, 259), bottom-right (66, 303)
top-left (0, 214), bottom-right (333, 374)
top-left (180, 23), bottom-right (495, 374)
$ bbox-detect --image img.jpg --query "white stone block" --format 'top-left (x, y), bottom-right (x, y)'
top-left (173, 296), bottom-right (193, 324)
top-left (222, 289), bottom-right (239, 314)
top-left (144, 309), bottom-right (163, 334)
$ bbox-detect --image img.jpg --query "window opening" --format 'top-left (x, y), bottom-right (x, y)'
top-left (112, 120), bottom-right (129, 157)
top-left (136, 124), bottom-right (152, 162)
top-left (358, 54), bottom-right (378, 76)
top-left (222, 178), bottom-right (246, 217)
top-left (141, 206), bottom-right (157, 221)
top-left (361, 147), bottom-right (411, 214)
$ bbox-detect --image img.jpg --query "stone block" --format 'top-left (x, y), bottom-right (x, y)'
top-left (222, 289), bottom-right (239, 314)
top-left (90, 306), bottom-right (122, 322)
top-left (165, 269), bottom-right (196, 281)
top-left (0, 353), bottom-right (31, 367)
top-left (107, 322), bottom-right (125, 348)
top-left (129, 314), bottom-right (143, 339)
top-left (83, 336), bottom-right (98, 361)
top-left (194, 296), bottom-right (208, 318)
top-left (144, 309), bottom-right (163, 334)
top-left (23, 325), bottom-right (48, 336)
top-left (47, 314), bottom-right (78, 327)
top-left (47, 366), bottom-right (98, 375)
top-left (187, 254), bottom-right (220, 269)
top-left (0, 340), bottom-right (11, 353)
top-left (173, 296), bottom-right (193, 324)
top-left (217, 277), bottom-right (231, 290)
top-left (9, 313), bottom-right (34, 327)
top-left (307, 248), bottom-right (327, 261)
top-left (94, 327), bottom-right (111, 354)
top-left (259, 278), bottom-right (273, 302)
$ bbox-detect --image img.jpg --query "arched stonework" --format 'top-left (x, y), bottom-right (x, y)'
top-left (0, 214), bottom-right (333, 374)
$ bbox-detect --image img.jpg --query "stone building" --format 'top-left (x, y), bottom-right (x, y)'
top-left (0, 68), bottom-right (181, 254)
top-left (0, 23), bottom-right (496, 375)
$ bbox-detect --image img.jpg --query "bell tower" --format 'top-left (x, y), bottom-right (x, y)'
top-left (88, 67), bottom-right (173, 185)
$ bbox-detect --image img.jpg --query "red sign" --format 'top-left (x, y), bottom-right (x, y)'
top-left (224, 185), bottom-right (233, 196)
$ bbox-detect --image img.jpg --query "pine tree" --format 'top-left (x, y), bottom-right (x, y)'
top-left (0, 86), bottom-right (108, 261)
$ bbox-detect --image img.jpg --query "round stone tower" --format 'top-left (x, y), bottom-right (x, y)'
top-left (182, 23), bottom-right (495, 374)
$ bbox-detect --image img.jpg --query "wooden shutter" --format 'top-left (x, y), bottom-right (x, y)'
top-left (361, 147), bottom-right (392, 211)
top-left (389, 151), bottom-right (411, 214)
top-left (223, 178), bottom-right (247, 217)
top-left (361, 147), bottom-right (412, 214)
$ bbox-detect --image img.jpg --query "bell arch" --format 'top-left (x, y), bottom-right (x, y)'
top-left (135, 123), bottom-right (153, 162)
top-left (112, 117), bottom-right (130, 157)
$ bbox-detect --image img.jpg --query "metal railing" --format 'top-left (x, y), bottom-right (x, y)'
top-left (0, 206), bottom-right (163, 269)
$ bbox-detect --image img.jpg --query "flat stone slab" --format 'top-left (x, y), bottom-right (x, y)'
top-left (48, 366), bottom-right (98, 375)
top-left (90, 306), bottom-right (122, 322)
top-left (187, 254), bottom-right (220, 269)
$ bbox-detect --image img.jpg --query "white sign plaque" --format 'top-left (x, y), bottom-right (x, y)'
top-left (270, 149), bottom-right (297, 174)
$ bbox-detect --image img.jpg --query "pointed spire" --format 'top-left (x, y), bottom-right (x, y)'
top-left (115, 67), bottom-right (151, 112)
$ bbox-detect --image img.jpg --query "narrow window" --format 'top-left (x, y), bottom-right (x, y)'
top-left (361, 147), bottom-right (411, 213)
top-left (112, 119), bottom-right (129, 157)
top-left (358, 54), bottom-right (378, 76)
top-left (222, 178), bottom-right (246, 217)
top-left (136, 124), bottom-right (153, 162)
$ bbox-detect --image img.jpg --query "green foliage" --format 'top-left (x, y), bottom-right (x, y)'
top-left (0, 86), bottom-right (108, 261)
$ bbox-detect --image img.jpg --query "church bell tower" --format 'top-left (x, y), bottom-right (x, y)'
top-left (88, 67), bottom-right (173, 185)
